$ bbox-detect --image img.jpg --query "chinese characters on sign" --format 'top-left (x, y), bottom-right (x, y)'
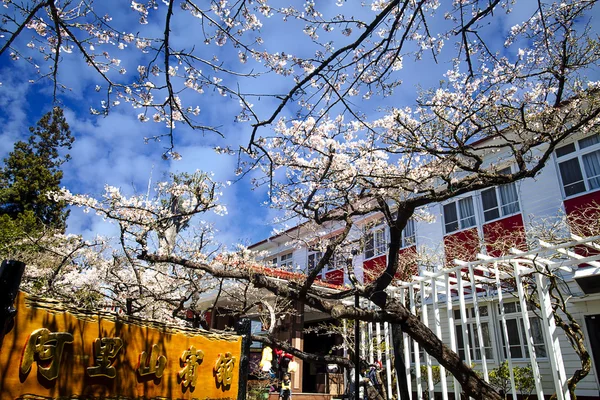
top-left (18, 328), bottom-right (232, 391)
top-left (87, 337), bottom-right (123, 378)
top-left (214, 352), bottom-right (236, 388)
top-left (2, 293), bottom-right (244, 400)
top-left (178, 345), bottom-right (205, 388)
top-left (138, 343), bottom-right (167, 378)
top-left (20, 328), bottom-right (74, 381)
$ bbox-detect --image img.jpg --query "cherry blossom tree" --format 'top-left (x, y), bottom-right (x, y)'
top-left (3, 1), bottom-right (600, 399)
top-left (3, 171), bottom-right (224, 322)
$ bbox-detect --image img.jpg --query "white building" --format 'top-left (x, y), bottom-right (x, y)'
top-left (248, 130), bottom-right (600, 399)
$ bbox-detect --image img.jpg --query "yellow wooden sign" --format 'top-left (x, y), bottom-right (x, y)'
top-left (0, 292), bottom-right (242, 399)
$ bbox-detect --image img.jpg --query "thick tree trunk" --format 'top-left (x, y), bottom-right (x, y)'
top-left (391, 323), bottom-right (411, 400)
top-left (142, 252), bottom-right (503, 399)
top-left (391, 302), bottom-right (502, 400)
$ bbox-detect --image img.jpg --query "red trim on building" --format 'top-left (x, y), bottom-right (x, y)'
top-left (564, 191), bottom-right (600, 264)
top-left (363, 254), bottom-right (387, 283)
top-left (482, 214), bottom-right (527, 257)
top-left (361, 246), bottom-right (418, 283)
top-left (396, 246), bottom-right (418, 280)
top-left (564, 191), bottom-right (600, 236)
top-left (443, 227), bottom-right (480, 265)
top-left (324, 269), bottom-right (344, 286)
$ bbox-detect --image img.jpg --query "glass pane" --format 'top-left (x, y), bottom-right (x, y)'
top-left (403, 219), bottom-right (416, 246)
top-left (308, 252), bottom-right (322, 272)
top-left (481, 188), bottom-right (499, 222)
top-left (484, 209), bottom-right (498, 222)
top-left (499, 183), bottom-right (520, 215)
top-left (282, 254), bottom-right (293, 267)
top-left (503, 302), bottom-right (517, 314)
top-left (455, 327), bottom-right (465, 360)
top-left (579, 134), bottom-right (600, 149)
top-left (458, 197), bottom-right (476, 228)
top-left (559, 159), bottom-right (586, 196)
top-left (510, 345), bottom-right (523, 359)
top-left (530, 317), bottom-right (547, 357)
top-left (375, 229), bottom-right (387, 255)
top-left (481, 323), bottom-right (492, 348)
top-left (477, 322), bottom-right (493, 360)
top-left (506, 319), bottom-right (523, 358)
top-left (520, 319), bottom-right (530, 358)
top-left (444, 203), bottom-right (459, 233)
top-left (556, 142), bottom-right (576, 157)
top-left (582, 150), bottom-right (600, 190)
top-left (365, 231), bottom-right (374, 259)
top-left (467, 324), bottom-right (475, 359)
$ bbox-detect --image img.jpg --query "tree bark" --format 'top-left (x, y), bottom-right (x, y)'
top-left (391, 323), bottom-right (411, 400)
top-left (141, 252), bottom-right (503, 399)
top-left (389, 302), bottom-right (501, 400)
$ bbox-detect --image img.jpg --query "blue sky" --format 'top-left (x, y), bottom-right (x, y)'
top-left (1, 1), bottom-right (598, 249)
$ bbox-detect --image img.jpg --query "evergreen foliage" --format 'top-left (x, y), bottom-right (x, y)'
top-left (0, 107), bottom-right (74, 241)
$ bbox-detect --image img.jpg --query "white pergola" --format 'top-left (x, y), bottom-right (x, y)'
top-left (356, 234), bottom-right (600, 400)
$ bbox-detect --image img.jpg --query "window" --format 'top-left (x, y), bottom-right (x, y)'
top-left (307, 251), bottom-right (322, 273)
top-left (453, 306), bottom-right (494, 361)
top-left (401, 219), bottom-right (416, 247)
top-left (556, 133), bottom-right (600, 197)
top-left (443, 197), bottom-right (476, 234)
top-left (307, 248), bottom-right (345, 274)
top-left (250, 320), bottom-right (264, 349)
top-left (365, 225), bottom-right (386, 259)
top-left (390, 211), bottom-right (416, 248)
top-left (328, 253), bottom-right (345, 270)
top-left (409, 338), bottom-right (425, 365)
top-left (481, 167), bottom-right (520, 222)
top-left (498, 302), bottom-right (547, 359)
top-left (279, 253), bottom-right (294, 268)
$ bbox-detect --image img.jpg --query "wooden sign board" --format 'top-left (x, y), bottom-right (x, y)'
top-left (0, 292), bottom-right (243, 399)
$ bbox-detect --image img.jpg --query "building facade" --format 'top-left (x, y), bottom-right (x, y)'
top-left (246, 131), bottom-right (600, 398)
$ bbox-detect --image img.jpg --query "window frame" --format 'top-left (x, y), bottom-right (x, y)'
top-left (389, 212), bottom-right (417, 249)
top-left (480, 167), bottom-right (521, 223)
top-left (555, 133), bottom-right (600, 199)
top-left (443, 196), bottom-right (477, 235)
top-left (327, 253), bottom-right (345, 271)
top-left (250, 320), bottom-right (265, 349)
top-left (307, 248), bottom-right (345, 275)
top-left (307, 250), bottom-right (323, 273)
top-left (453, 305), bottom-right (494, 362)
top-left (497, 302), bottom-right (547, 360)
top-left (401, 218), bottom-right (416, 248)
top-left (279, 252), bottom-right (294, 268)
top-left (364, 222), bottom-right (387, 260)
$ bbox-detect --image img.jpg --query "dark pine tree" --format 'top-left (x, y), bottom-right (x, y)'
top-left (0, 107), bottom-right (74, 234)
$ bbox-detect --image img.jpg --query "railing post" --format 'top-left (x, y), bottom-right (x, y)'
top-left (514, 262), bottom-right (545, 399)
